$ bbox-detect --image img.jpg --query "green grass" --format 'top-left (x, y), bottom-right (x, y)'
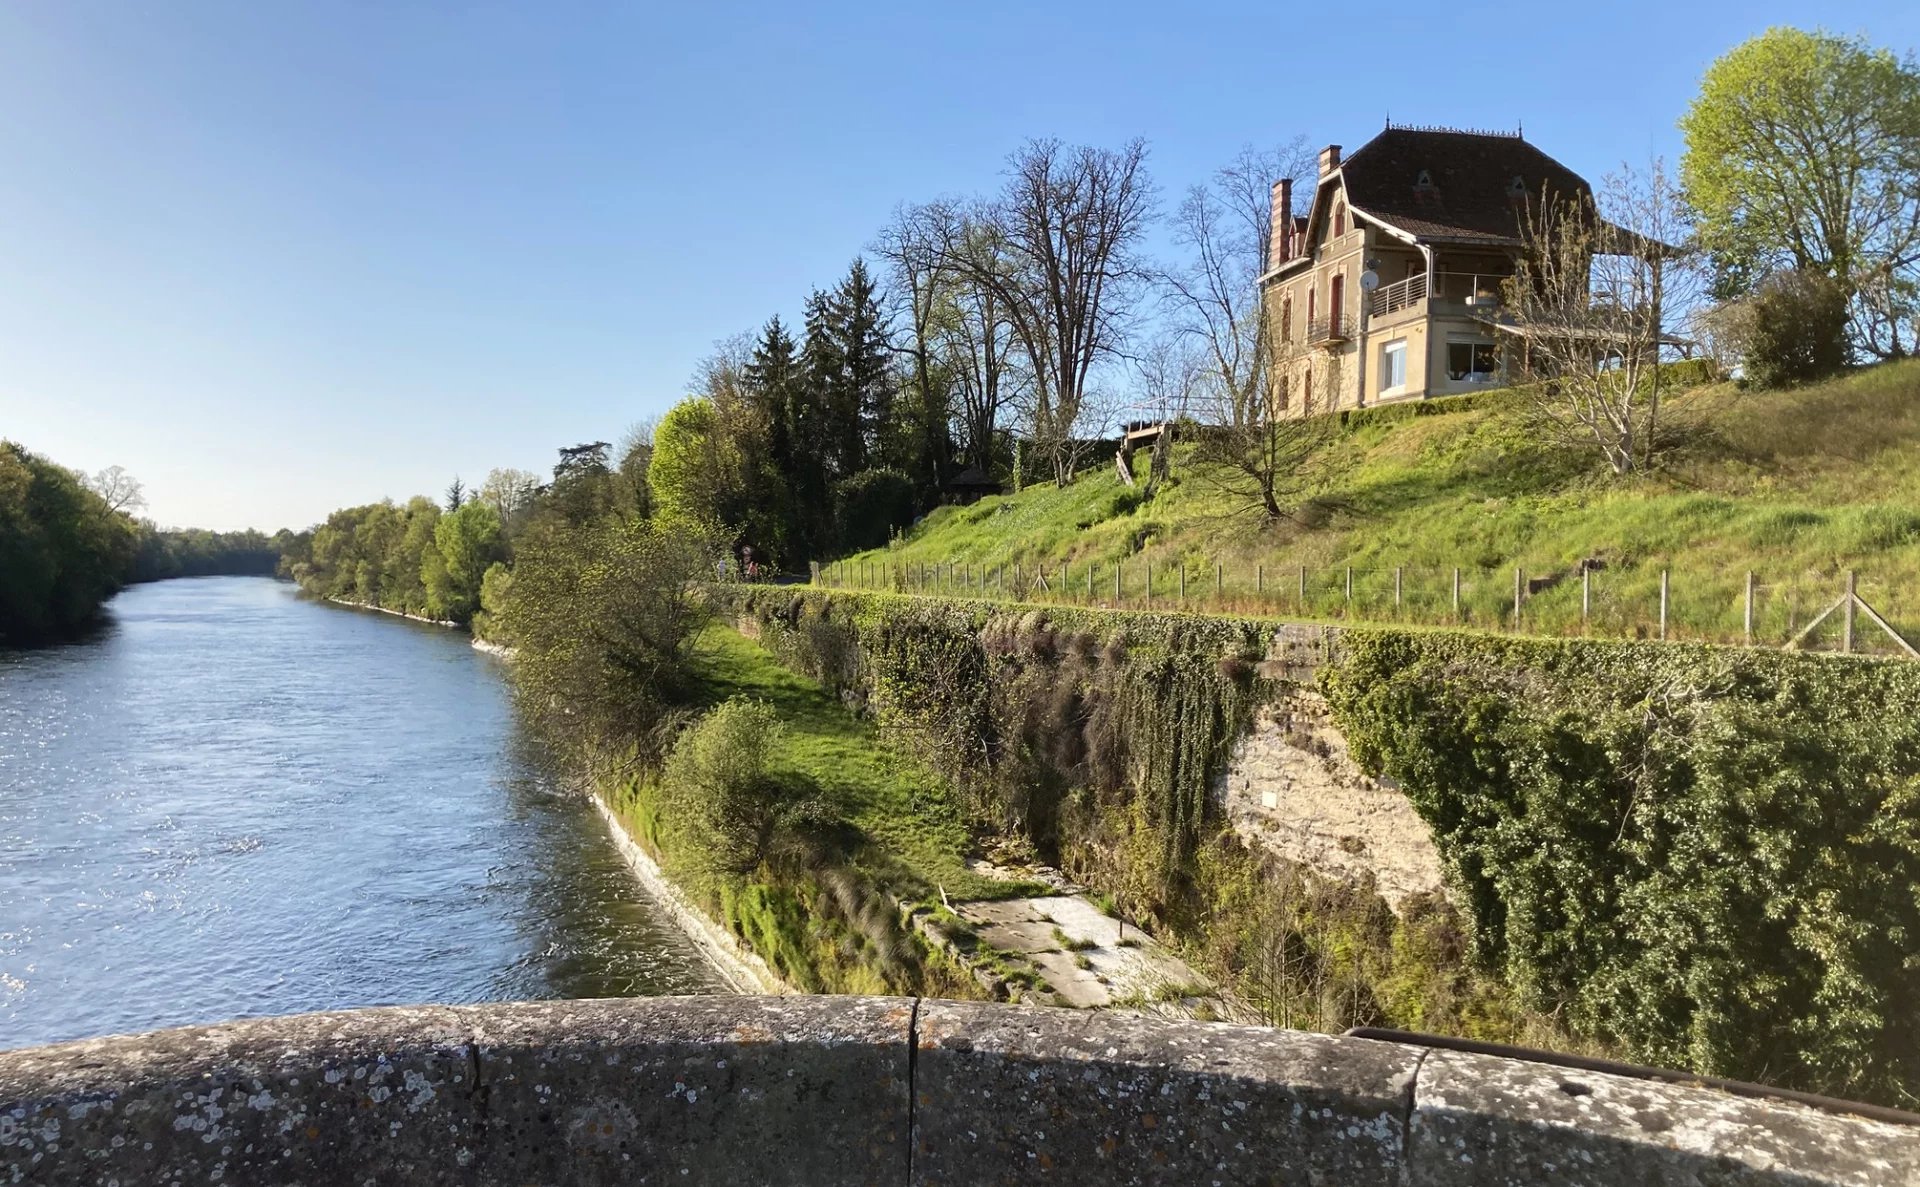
top-left (685, 622), bottom-right (1026, 901)
top-left (834, 362), bottom-right (1920, 652)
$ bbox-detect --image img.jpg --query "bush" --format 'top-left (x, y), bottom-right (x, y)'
top-left (833, 468), bottom-right (916, 552)
top-left (659, 697), bottom-right (796, 876)
top-left (1738, 269), bottom-right (1850, 388)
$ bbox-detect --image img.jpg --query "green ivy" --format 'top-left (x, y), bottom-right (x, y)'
top-left (1323, 630), bottom-right (1920, 1104)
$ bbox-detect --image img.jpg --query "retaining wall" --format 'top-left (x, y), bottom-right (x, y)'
top-left (2, 996), bottom-right (1913, 1185)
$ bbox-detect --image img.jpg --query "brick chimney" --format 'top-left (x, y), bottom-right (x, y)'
top-left (1318, 144), bottom-right (1342, 178)
top-left (1268, 178), bottom-right (1294, 270)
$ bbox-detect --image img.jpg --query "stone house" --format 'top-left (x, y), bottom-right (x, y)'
top-left (1260, 124), bottom-right (1600, 413)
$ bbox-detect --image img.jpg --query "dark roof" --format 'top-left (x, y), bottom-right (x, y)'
top-left (945, 465), bottom-right (1002, 489)
top-left (1338, 127), bottom-right (1591, 247)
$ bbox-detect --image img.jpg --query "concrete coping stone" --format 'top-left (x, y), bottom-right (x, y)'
top-left (1, 996), bottom-right (1913, 1185)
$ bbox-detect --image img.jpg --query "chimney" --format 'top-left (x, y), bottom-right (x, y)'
top-left (1318, 144), bottom-right (1342, 178)
top-left (1269, 178), bottom-right (1294, 270)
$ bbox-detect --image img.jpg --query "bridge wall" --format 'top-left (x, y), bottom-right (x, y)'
top-left (2, 996), bottom-right (1912, 1186)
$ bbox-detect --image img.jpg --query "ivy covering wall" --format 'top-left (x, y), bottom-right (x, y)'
top-left (1322, 631), bottom-right (1920, 1104)
top-left (721, 585), bottom-right (1920, 1107)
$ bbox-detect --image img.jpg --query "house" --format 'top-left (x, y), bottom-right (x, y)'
top-left (1261, 123), bottom-right (1602, 412)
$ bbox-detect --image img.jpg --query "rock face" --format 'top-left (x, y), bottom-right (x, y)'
top-left (1220, 688), bottom-right (1449, 909)
top-left (3, 996), bottom-right (1914, 1186)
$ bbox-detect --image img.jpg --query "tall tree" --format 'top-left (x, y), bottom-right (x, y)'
top-left (835, 260), bottom-right (893, 474)
top-left (944, 139), bottom-right (1154, 483)
top-left (1680, 27), bottom-right (1920, 357)
top-left (85, 465), bottom-right (146, 515)
top-left (875, 206), bottom-right (958, 496)
top-left (800, 289), bottom-right (856, 479)
top-left (745, 315), bottom-right (826, 555)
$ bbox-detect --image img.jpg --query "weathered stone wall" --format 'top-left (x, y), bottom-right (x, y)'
top-left (3, 997), bottom-right (1913, 1185)
top-left (1220, 688), bottom-right (1448, 910)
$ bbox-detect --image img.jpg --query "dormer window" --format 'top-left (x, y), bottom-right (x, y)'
top-left (1510, 175), bottom-right (1527, 194)
top-left (1414, 169), bottom-right (1435, 191)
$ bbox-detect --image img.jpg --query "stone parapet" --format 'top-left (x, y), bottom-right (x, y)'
top-left (2, 996), bottom-right (1913, 1185)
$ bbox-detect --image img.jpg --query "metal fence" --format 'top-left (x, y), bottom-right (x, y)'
top-left (811, 558), bottom-right (1920, 660)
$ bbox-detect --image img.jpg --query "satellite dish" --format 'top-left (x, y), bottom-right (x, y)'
top-left (1359, 269), bottom-right (1380, 292)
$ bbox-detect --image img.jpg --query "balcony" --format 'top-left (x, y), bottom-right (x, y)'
top-left (1369, 271), bottom-right (1514, 318)
top-left (1305, 316), bottom-right (1349, 346)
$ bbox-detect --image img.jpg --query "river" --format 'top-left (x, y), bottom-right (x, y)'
top-left (0, 576), bottom-right (725, 1050)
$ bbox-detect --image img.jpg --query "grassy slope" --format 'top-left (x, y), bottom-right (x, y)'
top-left (843, 362), bottom-right (1920, 648)
top-left (685, 622), bottom-right (1016, 902)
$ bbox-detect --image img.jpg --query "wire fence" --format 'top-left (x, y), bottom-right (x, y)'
top-left (811, 557), bottom-right (1920, 660)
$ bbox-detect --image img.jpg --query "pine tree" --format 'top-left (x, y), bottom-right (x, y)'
top-left (744, 316), bottom-right (801, 479)
top-left (835, 260), bottom-right (893, 475)
top-left (801, 289), bottom-right (851, 476)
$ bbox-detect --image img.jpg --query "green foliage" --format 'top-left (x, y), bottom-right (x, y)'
top-left (294, 497), bottom-right (445, 617)
top-left (1679, 27), bottom-right (1920, 353)
top-left (472, 561), bottom-right (514, 644)
top-left (500, 515), bottom-right (721, 768)
top-left (649, 397), bottom-right (742, 531)
top-left (128, 526), bottom-right (281, 582)
top-left (831, 467), bottom-right (915, 552)
top-left (425, 500), bottom-right (502, 622)
top-left (1322, 630), bottom-right (1920, 1104)
top-left (0, 441), bottom-right (138, 643)
top-left (1737, 269), bottom-right (1851, 388)
top-left (659, 698), bottom-right (790, 874)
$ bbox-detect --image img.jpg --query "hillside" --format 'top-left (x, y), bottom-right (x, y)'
top-left (840, 361), bottom-right (1920, 652)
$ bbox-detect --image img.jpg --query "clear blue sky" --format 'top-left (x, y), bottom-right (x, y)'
top-left (1, 2), bottom-right (1913, 531)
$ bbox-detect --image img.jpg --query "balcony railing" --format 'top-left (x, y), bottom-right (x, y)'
top-left (1370, 273), bottom-right (1428, 316)
top-left (1369, 271), bottom-right (1515, 317)
top-left (1305, 317), bottom-right (1348, 345)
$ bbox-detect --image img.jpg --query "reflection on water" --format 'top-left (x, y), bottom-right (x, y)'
top-left (0, 577), bottom-right (723, 1049)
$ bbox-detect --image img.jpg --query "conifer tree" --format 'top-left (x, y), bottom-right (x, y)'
top-left (834, 260), bottom-right (892, 475)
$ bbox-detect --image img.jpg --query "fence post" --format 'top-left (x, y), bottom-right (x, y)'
top-left (1513, 567), bottom-right (1524, 627)
top-left (1452, 567), bottom-right (1461, 620)
top-left (1215, 562), bottom-right (1222, 599)
top-left (1394, 566), bottom-right (1403, 611)
top-left (1256, 565), bottom-right (1263, 596)
top-left (1744, 571), bottom-right (1755, 646)
top-left (1300, 565), bottom-right (1308, 608)
top-left (1582, 565), bottom-right (1591, 628)
top-left (1115, 564), bottom-right (1121, 604)
top-left (1345, 566), bottom-right (1353, 609)
top-left (1060, 562), bottom-right (1068, 601)
top-left (1087, 565), bottom-right (1093, 603)
top-left (1180, 565), bottom-right (1187, 604)
top-left (1844, 570), bottom-right (1857, 654)
top-left (1659, 569), bottom-right (1669, 641)
top-left (1145, 562), bottom-right (1152, 608)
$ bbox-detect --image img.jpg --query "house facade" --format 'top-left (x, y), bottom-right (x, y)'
top-left (1261, 125), bottom-right (1596, 413)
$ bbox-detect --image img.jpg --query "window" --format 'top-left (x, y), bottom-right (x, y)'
top-left (1276, 373), bottom-right (1290, 412)
top-left (1307, 286), bottom-right (1316, 330)
top-left (1333, 202), bottom-right (1345, 237)
top-left (1281, 296), bottom-right (1293, 343)
top-left (1329, 273), bottom-right (1344, 337)
top-left (1381, 339), bottom-right (1408, 392)
top-left (1446, 341), bottom-right (1499, 383)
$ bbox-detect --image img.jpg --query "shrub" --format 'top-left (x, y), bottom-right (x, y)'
top-left (659, 697), bottom-right (791, 876)
top-left (1738, 269), bottom-right (1850, 388)
top-left (833, 468), bottom-right (916, 552)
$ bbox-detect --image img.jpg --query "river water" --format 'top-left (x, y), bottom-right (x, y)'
top-left (0, 576), bottom-right (724, 1050)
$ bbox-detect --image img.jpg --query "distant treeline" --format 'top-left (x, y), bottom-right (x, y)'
top-left (1, 439), bottom-right (294, 645)
top-left (131, 528), bottom-right (288, 582)
top-left (281, 479), bottom-right (511, 625)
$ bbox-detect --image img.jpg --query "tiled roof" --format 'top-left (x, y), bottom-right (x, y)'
top-left (1338, 127), bottom-right (1591, 247)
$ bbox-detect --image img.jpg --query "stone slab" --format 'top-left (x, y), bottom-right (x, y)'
top-left (1408, 1047), bottom-right (1920, 1186)
top-left (911, 1000), bottom-right (1419, 1186)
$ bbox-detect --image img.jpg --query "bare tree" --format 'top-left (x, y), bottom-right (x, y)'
top-left (873, 203), bottom-right (953, 490)
top-left (1504, 160), bottom-right (1706, 476)
top-left (1129, 336), bottom-right (1198, 499)
top-left (87, 465), bottom-right (145, 514)
top-left (1169, 140), bottom-right (1337, 520)
top-left (925, 201), bottom-right (1026, 474)
top-left (944, 139), bottom-right (1155, 484)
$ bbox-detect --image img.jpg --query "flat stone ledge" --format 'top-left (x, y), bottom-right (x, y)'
top-left (2, 996), bottom-right (1913, 1186)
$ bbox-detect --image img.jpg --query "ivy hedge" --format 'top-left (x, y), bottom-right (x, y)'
top-left (1323, 630), bottom-right (1920, 1104)
top-left (722, 585), bottom-right (1920, 1106)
